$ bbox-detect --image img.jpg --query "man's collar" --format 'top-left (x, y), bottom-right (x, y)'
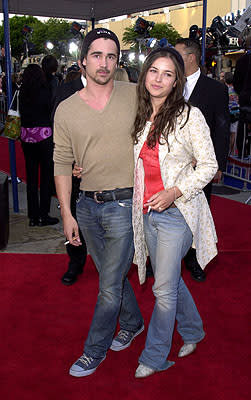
top-left (186, 68), bottom-right (200, 80)
top-left (81, 75), bottom-right (87, 87)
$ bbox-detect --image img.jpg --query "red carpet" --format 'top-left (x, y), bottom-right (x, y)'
top-left (1, 199), bottom-right (250, 400)
top-left (0, 136), bottom-right (26, 181)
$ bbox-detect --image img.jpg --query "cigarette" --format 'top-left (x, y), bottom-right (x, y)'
top-left (64, 236), bottom-right (78, 245)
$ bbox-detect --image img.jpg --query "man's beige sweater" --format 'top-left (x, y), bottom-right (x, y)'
top-left (53, 81), bottom-right (137, 191)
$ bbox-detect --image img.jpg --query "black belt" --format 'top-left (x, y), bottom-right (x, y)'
top-left (84, 187), bottom-right (133, 203)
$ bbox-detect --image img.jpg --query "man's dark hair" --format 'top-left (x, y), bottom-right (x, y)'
top-left (176, 38), bottom-right (201, 65)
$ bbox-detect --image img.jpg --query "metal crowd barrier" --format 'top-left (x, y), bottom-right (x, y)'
top-left (223, 107), bottom-right (251, 204)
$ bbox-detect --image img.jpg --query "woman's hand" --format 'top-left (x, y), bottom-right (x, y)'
top-left (72, 164), bottom-right (82, 178)
top-left (144, 187), bottom-right (181, 212)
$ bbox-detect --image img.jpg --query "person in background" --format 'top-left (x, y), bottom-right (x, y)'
top-left (175, 38), bottom-right (229, 282)
top-left (233, 34), bottom-right (251, 159)
top-left (2, 72), bottom-right (20, 110)
top-left (114, 67), bottom-right (129, 82)
top-left (19, 64), bottom-right (59, 227)
top-left (124, 65), bottom-right (140, 83)
top-left (42, 55), bottom-right (59, 104)
top-left (224, 71), bottom-right (239, 154)
top-left (132, 47), bottom-right (218, 378)
top-left (219, 70), bottom-right (225, 84)
top-left (2, 72), bottom-right (20, 94)
top-left (54, 28), bottom-right (143, 377)
top-left (52, 60), bottom-right (87, 286)
top-left (64, 70), bottom-right (81, 83)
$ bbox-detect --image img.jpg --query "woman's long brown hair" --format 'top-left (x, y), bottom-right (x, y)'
top-left (132, 48), bottom-right (190, 149)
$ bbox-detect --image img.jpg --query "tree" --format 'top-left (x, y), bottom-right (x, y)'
top-left (0, 16), bottom-right (43, 62)
top-left (0, 16), bottom-right (75, 63)
top-left (40, 18), bottom-right (75, 59)
top-left (123, 22), bottom-right (181, 51)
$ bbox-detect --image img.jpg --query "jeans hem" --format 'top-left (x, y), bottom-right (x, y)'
top-left (183, 331), bottom-right (205, 345)
top-left (119, 321), bottom-right (144, 333)
top-left (84, 349), bottom-right (107, 360)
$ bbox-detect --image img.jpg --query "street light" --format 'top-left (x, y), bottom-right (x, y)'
top-left (128, 52), bottom-right (135, 62)
top-left (69, 42), bottom-right (78, 54)
top-left (139, 54), bottom-right (146, 63)
top-left (69, 41), bottom-right (79, 60)
top-left (46, 41), bottom-right (54, 50)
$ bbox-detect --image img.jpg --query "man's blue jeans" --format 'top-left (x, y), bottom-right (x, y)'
top-left (139, 207), bottom-right (205, 371)
top-left (77, 193), bottom-right (143, 359)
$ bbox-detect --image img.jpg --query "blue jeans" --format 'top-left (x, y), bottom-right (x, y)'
top-left (76, 193), bottom-right (143, 358)
top-left (139, 207), bottom-right (205, 371)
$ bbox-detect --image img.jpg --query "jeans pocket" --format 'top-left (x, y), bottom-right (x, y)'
top-left (118, 199), bottom-right (132, 208)
top-left (163, 207), bottom-right (183, 219)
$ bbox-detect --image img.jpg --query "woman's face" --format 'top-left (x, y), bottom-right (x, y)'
top-left (145, 56), bottom-right (177, 103)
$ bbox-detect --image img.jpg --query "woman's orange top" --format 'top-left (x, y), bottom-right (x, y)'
top-left (139, 141), bottom-right (165, 214)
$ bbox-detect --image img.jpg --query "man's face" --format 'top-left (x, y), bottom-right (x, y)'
top-left (83, 38), bottom-right (118, 85)
top-left (175, 43), bottom-right (192, 77)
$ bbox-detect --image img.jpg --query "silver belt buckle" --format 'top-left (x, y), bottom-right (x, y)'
top-left (94, 191), bottom-right (104, 204)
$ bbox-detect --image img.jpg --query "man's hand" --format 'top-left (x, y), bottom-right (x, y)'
top-left (213, 170), bottom-right (222, 183)
top-left (62, 213), bottom-right (82, 246)
top-left (54, 175), bottom-right (81, 246)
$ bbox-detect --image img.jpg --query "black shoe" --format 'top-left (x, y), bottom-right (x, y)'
top-left (38, 215), bottom-right (59, 226)
top-left (186, 260), bottom-right (206, 282)
top-left (29, 218), bottom-right (39, 227)
top-left (61, 265), bottom-right (83, 286)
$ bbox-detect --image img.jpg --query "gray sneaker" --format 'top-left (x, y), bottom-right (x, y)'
top-left (69, 353), bottom-right (106, 377)
top-left (110, 325), bottom-right (144, 351)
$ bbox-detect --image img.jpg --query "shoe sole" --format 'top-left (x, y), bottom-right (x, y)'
top-left (61, 278), bottom-right (77, 286)
top-left (61, 271), bottom-right (83, 286)
top-left (69, 355), bottom-right (106, 377)
top-left (110, 325), bottom-right (144, 351)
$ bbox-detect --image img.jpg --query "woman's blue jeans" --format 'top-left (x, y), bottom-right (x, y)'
top-left (139, 207), bottom-right (205, 371)
top-left (77, 194), bottom-right (143, 359)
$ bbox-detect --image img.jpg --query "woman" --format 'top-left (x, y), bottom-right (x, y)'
top-left (132, 47), bottom-right (218, 378)
top-left (19, 63), bottom-right (58, 226)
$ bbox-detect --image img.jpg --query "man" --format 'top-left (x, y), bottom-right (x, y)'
top-left (233, 34), bottom-right (251, 158)
top-left (175, 38), bottom-right (230, 282)
top-left (52, 61), bottom-right (87, 286)
top-left (53, 28), bottom-right (144, 377)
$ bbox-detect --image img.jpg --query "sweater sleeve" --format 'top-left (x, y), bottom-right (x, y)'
top-left (53, 103), bottom-right (75, 176)
top-left (177, 107), bottom-right (218, 201)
